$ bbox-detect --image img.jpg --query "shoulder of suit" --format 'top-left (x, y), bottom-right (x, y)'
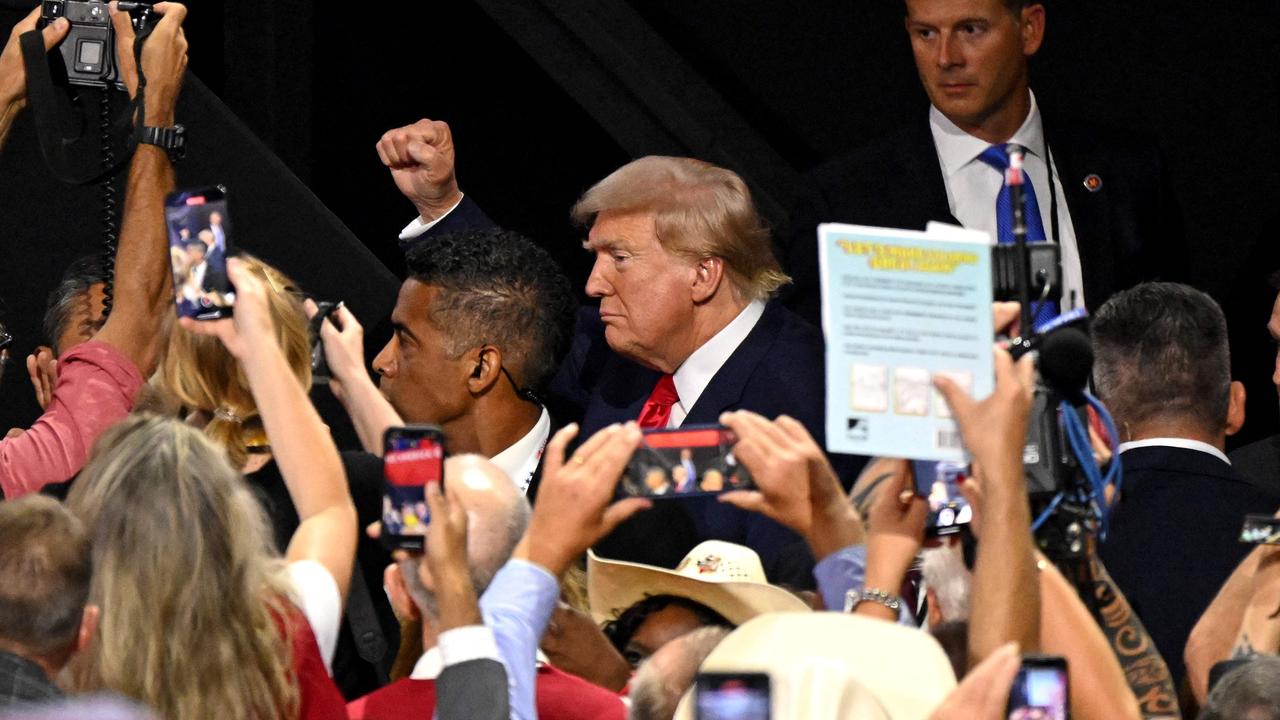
top-left (800, 115), bottom-right (933, 188)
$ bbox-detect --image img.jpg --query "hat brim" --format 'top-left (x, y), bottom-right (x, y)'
top-left (588, 550), bottom-right (811, 627)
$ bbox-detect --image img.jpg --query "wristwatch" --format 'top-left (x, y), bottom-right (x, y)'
top-left (138, 124), bottom-right (186, 161)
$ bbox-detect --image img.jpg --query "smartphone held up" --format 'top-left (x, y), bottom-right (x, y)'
top-left (165, 185), bottom-right (235, 321)
top-left (622, 425), bottom-right (754, 499)
top-left (381, 425), bottom-right (446, 552)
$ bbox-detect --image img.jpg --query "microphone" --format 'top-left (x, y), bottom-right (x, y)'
top-left (1038, 327), bottom-right (1093, 403)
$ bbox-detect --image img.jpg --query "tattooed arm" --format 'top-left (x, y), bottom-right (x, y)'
top-left (1185, 545), bottom-right (1272, 705)
top-left (1086, 553), bottom-right (1181, 719)
top-left (1037, 553), bottom-right (1142, 720)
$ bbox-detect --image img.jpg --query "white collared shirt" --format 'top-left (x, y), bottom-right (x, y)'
top-left (409, 625), bottom-right (504, 681)
top-left (929, 91), bottom-right (1085, 311)
top-left (490, 407), bottom-right (552, 495)
top-left (1118, 437), bottom-right (1231, 466)
top-left (399, 195), bottom-right (467, 241)
top-left (669, 300), bottom-right (767, 428)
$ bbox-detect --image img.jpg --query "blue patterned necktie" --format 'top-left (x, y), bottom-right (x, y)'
top-left (977, 144), bottom-right (1058, 328)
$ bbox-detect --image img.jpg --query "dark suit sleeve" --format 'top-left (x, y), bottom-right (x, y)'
top-left (437, 659), bottom-right (510, 720)
top-left (398, 195), bottom-right (499, 253)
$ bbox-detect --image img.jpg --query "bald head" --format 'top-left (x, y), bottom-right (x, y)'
top-left (401, 454), bottom-right (531, 619)
top-left (629, 626), bottom-right (730, 720)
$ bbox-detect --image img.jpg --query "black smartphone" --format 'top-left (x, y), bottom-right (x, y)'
top-left (1240, 514), bottom-right (1280, 545)
top-left (695, 672), bottom-right (771, 720)
top-left (164, 185), bottom-right (235, 321)
top-left (912, 459), bottom-right (973, 537)
top-left (308, 301), bottom-right (343, 385)
top-left (1007, 655), bottom-right (1069, 720)
top-left (622, 425), bottom-right (754, 499)
top-left (381, 425), bottom-right (446, 552)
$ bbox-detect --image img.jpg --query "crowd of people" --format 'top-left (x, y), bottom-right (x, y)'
top-left (0, 0), bottom-right (1278, 718)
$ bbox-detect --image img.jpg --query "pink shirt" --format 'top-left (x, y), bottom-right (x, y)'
top-left (0, 341), bottom-right (144, 499)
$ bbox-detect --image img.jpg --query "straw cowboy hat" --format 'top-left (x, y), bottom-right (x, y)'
top-left (674, 612), bottom-right (958, 719)
top-left (588, 540), bottom-right (812, 626)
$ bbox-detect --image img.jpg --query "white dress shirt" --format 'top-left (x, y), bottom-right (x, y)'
top-left (929, 91), bottom-right (1085, 311)
top-left (490, 407), bottom-right (552, 495)
top-left (1118, 437), bottom-right (1231, 466)
top-left (669, 300), bottom-right (766, 428)
top-left (399, 195), bottom-right (467, 241)
top-left (409, 625), bottom-right (504, 680)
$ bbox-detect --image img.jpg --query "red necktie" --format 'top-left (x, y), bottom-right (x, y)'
top-left (638, 374), bottom-right (680, 429)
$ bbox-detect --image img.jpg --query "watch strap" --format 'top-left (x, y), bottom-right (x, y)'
top-left (138, 123), bottom-right (186, 161)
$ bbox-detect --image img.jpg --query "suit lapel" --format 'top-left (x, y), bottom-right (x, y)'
top-left (1041, 115), bottom-right (1115, 310)
top-left (683, 302), bottom-right (786, 424)
top-left (903, 115), bottom-right (962, 227)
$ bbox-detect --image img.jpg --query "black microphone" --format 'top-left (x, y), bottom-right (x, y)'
top-left (1038, 327), bottom-right (1093, 403)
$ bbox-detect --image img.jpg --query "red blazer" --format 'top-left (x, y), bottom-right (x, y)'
top-left (347, 664), bottom-right (626, 720)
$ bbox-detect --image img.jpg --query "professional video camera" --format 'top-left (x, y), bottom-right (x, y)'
top-left (993, 147), bottom-right (1121, 563)
top-left (40, 0), bottom-right (157, 89)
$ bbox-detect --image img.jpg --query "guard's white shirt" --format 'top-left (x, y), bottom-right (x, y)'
top-left (929, 91), bottom-right (1085, 311)
top-left (490, 407), bottom-right (552, 495)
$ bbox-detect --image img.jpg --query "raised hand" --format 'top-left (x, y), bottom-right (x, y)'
top-left (0, 7), bottom-right (70, 108)
top-left (376, 118), bottom-right (462, 222)
top-left (515, 423), bottom-right (650, 578)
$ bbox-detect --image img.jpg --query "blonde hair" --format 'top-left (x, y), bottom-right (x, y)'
top-left (65, 414), bottom-right (299, 720)
top-left (571, 156), bottom-right (790, 301)
top-left (157, 255), bottom-right (312, 468)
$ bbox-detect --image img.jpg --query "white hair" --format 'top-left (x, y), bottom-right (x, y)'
top-left (920, 545), bottom-right (972, 623)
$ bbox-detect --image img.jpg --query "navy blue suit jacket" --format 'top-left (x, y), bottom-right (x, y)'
top-left (552, 302), bottom-right (865, 588)
top-left (1098, 446), bottom-right (1280, 687)
top-left (784, 112), bottom-right (1188, 324)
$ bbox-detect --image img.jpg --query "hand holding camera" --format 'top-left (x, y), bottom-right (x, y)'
top-left (0, 7), bottom-right (69, 109)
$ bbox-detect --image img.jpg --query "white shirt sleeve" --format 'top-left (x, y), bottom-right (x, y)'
top-left (285, 560), bottom-right (343, 674)
top-left (398, 194), bottom-right (467, 241)
top-left (437, 624), bottom-right (503, 669)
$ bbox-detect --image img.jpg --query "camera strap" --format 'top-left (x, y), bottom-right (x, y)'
top-left (18, 21), bottom-right (154, 186)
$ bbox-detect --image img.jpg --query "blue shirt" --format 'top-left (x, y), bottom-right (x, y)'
top-left (479, 558), bottom-right (560, 720)
top-left (812, 544), bottom-right (915, 625)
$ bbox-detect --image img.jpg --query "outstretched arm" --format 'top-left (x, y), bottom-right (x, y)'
top-left (93, 2), bottom-right (187, 375)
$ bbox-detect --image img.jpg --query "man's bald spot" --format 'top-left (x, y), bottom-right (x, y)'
top-left (441, 455), bottom-right (529, 586)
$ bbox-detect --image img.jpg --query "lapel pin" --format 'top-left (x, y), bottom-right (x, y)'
top-left (1083, 174), bottom-right (1103, 193)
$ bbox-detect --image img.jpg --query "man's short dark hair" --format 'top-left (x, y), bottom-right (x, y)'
top-left (1200, 656), bottom-right (1280, 720)
top-left (0, 495), bottom-right (92, 658)
top-left (43, 255), bottom-right (109, 353)
top-left (404, 229), bottom-right (575, 392)
top-left (1092, 282), bottom-right (1231, 435)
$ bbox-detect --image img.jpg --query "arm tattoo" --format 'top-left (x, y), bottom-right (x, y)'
top-left (1231, 631), bottom-right (1258, 660)
top-left (850, 472), bottom-right (894, 519)
top-left (1088, 555), bottom-right (1181, 719)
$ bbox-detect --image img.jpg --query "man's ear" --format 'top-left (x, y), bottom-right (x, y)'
top-left (1226, 380), bottom-right (1247, 437)
top-left (466, 346), bottom-right (504, 395)
top-left (385, 563), bottom-right (422, 622)
top-left (690, 256), bottom-right (727, 304)
top-left (1021, 3), bottom-right (1046, 56)
top-left (75, 604), bottom-right (100, 654)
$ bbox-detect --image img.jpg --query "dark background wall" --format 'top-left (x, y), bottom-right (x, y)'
top-left (1, 0), bottom-right (1277, 444)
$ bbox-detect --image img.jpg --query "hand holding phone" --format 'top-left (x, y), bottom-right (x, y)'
top-left (165, 185), bottom-right (235, 321)
top-left (382, 425), bottom-right (446, 552)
